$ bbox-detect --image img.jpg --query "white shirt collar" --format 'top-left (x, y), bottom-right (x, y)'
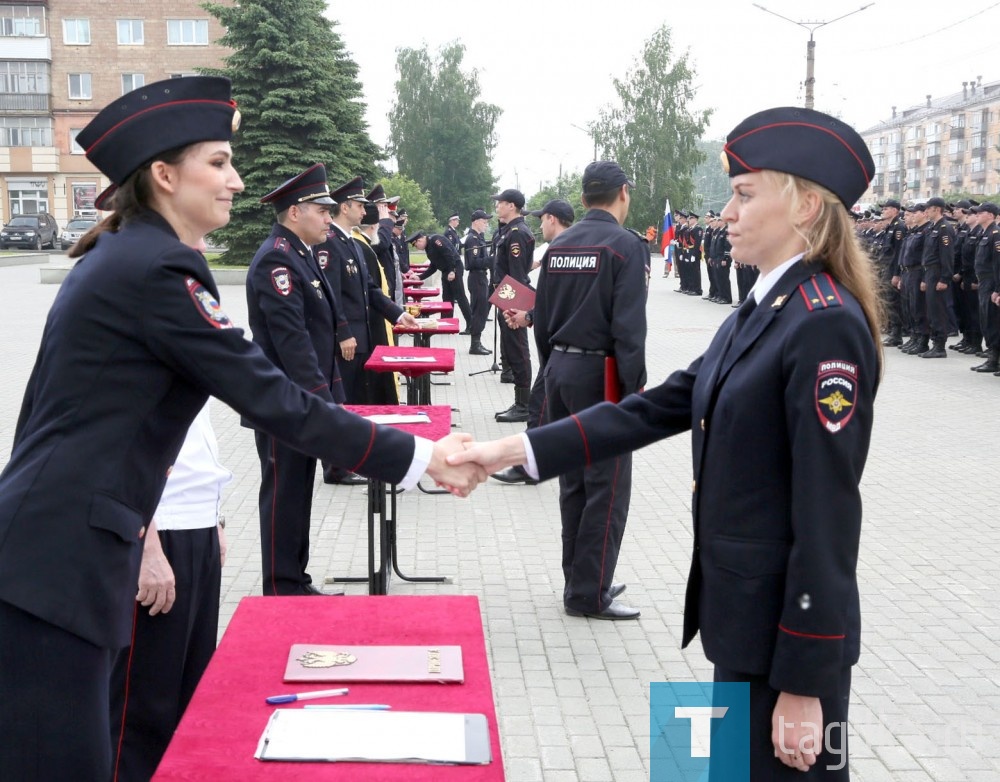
top-left (748, 252), bottom-right (806, 304)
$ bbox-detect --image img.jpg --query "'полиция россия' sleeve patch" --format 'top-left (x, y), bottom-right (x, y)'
top-left (815, 359), bottom-right (858, 433)
top-left (185, 277), bottom-right (234, 329)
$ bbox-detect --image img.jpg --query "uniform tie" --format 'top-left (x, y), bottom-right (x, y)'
top-left (730, 295), bottom-right (757, 342)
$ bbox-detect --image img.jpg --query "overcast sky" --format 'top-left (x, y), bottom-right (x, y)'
top-left (329, 0), bottom-right (1000, 200)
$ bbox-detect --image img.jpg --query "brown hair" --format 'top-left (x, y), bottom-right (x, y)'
top-left (69, 144), bottom-right (191, 258)
top-left (764, 170), bottom-right (885, 375)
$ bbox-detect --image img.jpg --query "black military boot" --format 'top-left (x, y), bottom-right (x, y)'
top-left (959, 336), bottom-right (982, 354)
top-left (972, 347), bottom-right (1000, 372)
top-left (500, 367), bottom-right (515, 383)
top-left (919, 339), bottom-right (947, 358)
top-left (904, 336), bottom-right (929, 355)
top-left (469, 338), bottom-right (491, 356)
top-left (898, 336), bottom-right (917, 351)
top-left (948, 338), bottom-right (967, 351)
top-left (496, 387), bottom-right (530, 423)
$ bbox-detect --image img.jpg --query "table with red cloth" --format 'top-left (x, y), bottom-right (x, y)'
top-left (326, 405), bottom-right (451, 594)
top-left (404, 286), bottom-right (441, 300)
top-left (416, 299), bottom-right (454, 317)
top-left (366, 344), bottom-right (455, 405)
top-left (395, 316), bottom-right (460, 348)
top-left (152, 595), bottom-right (504, 781)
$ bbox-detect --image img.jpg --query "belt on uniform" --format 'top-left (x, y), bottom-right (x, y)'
top-left (552, 343), bottom-right (608, 356)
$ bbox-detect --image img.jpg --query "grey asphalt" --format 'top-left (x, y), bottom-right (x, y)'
top-left (1, 255), bottom-right (997, 781)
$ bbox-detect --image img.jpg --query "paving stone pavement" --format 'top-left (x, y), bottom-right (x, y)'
top-left (1, 255), bottom-right (998, 781)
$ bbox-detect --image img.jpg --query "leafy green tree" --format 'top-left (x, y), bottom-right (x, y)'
top-left (592, 24), bottom-right (711, 234)
top-left (203, 0), bottom-right (380, 263)
top-left (378, 173), bottom-right (436, 233)
top-left (524, 171), bottom-right (585, 233)
top-left (388, 43), bottom-right (501, 225)
top-left (691, 139), bottom-right (731, 214)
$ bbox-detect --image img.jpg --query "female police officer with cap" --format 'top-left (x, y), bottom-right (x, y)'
top-left (0, 76), bottom-right (483, 779)
top-left (453, 107), bottom-right (883, 779)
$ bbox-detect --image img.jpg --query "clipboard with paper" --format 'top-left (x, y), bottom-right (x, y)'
top-left (255, 709), bottom-right (491, 765)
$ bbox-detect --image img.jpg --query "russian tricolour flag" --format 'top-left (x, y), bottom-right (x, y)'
top-left (659, 198), bottom-right (674, 255)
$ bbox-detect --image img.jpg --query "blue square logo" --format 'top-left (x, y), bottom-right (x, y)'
top-left (650, 682), bottom-right (749, 781)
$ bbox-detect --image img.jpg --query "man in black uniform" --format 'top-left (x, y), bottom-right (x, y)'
top-left (971, 203), bottom-right (1000, 372)
top-left (685, 212), bottom-right (704, 296)
top-left (316, 177), bottom-right (416, 415)
top-left (444, 213), bottom-right (461, 253)
top-left (876, 199), bottom-right (907, 346)
top-left (392, 212), bottom-right (410, 274)
top-left (367, 184), bottom-right (404, 306)
top-left (919, 197), bottom-right (955, 357)
top-left (464, 208), bottom-right (494, 355)
top-left (492, 188), bottom-right (535, 421)
top-left (955, 202), bottom-right (983, 354)
top-left (247, 164), bottom-right (342, 596)
top-left (533, 162), bottom-right (648, 619)
top-left (898, 204), bottom-right (931, 354)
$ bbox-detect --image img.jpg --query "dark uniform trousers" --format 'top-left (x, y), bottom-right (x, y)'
top-left (903, 266), bottom-right (927, 337)
top-left (110, 527), bottom-right (221, 781)
top-left (499, 316), bottom-right (533, 386)
top-left (442, 266), bottom-right (473, 325)
top-left (922, 263), bottom-right (949, 341)
top-left (978, 273), bottom-right (999, 349)
top-left (546, 350), bottom-right (632, 613)
top-left (467, 270), bottom-right (490, 337)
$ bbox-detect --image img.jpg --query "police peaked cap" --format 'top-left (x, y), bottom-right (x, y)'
top-left (448, 213), bottom-right (460, 221)
top-left (78, 76), bottom-right (239, 188)
top-left (330, 176), bottom-right (369, 203)
top-left (406, 231), bottom-right (426, 244)
top-left (366, 184), bottom-right (388, 202)
top-left (260, 163), bottom-right (336, 212)
top-left (722, 107), bottom-right (875, 209)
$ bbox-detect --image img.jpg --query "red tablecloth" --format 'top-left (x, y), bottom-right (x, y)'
top-left (366, 345), bottom-right (455, 377)
top-left (153, 596), bottom-right (504, 781)
top-left (345, 404), bottom-right (452, 441)
top-left (417, 300), bottom-right (454, 315)
top-left (404, 287), bottom-right (440, 300)
top-left (394, 316), bottom-right (460, 336)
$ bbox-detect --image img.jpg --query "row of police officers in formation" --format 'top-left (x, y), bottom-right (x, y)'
top-left (669, 209), bottom-right (761, 307)
top-left (856, 196), bottom-right (1000, 372)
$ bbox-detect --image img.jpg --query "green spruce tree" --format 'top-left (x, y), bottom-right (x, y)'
top-left (203, 0), bottom-right (380, 263)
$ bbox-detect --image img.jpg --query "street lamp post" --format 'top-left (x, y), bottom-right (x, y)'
top-left (753, 3), bottom-right (874, 110)
top-left (569, 123), bottom-right (598, 163)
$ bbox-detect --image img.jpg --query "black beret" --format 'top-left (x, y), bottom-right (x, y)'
top-left (582, 161), bottom-right (635, 196)
top-left (260, 164), bottom-right (336, 213)
top-left (78, 76), bottom-right (238, 189)
top-left (722, 106), bottom-right (874, 209)
top-left (491, 188), bottom-right (526, 209)
top-left (528, 199), bottom-right (575, 224)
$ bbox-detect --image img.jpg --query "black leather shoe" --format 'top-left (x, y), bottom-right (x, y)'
top-left (972, 361), bottom-right (1000, 372)
top-left (324, 471), bottom-right (368, 485)
top-left (565, 599), bottom-right (640, 620)
top-left (490, 466), bottom-right (539, 485)
top-left (882, 336), bottom-right (903, 347)
top-left (469, 343), bottom-right (492, 355)
top-left (302, 584), bottom-right (344, 596)
top-left (459, 329), bottom-right (472, 336)
top-left (500, 370), bottom-right (515, 384)
top-left (919, 347), bottom-right (947, 358)
top-left (609, 583), bottom-right (626, 599)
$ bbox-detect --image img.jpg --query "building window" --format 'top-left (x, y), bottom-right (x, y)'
top-left (0, 117), bottom-right (53, 146)
top-left (63, 18), bottom-right (90, 45)
top-left (68, 73), bottom-right (92, 100)
top-left (951, 114), bottom-right (966, 129)
top-left (121, 73), bottom-right (145, 94)
top-left (117, 19), bottom-right (144, 45)
top-left (0, 61), bottom-right (49, 94)
top-left (167, 19), bottom-right (209, 45)
top-left (0, 5), bottom-right (44, 36)
top-left (948, 139), bottom-right (965, 154)
top-left (69, 128), bottom-right (85, 154)
top-left (7, 183), bottom-right (50, 216)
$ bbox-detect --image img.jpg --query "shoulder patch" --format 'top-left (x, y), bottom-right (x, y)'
top-left (434, 238), bottom-right (443, 247)
top-left (797, 273), bottom-right (844, 312)
top-left (511, 243), bottom-right (522, 258)
top-left (815, 360), bottom-right (859, 433)
top-left (185, 277), bottom-right (233, 329)
top-left (271, 266), bottom-right (293, 296)
top-left (316, 249), bottom-right (329, 270)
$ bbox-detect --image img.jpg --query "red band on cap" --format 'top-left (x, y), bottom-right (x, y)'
top-left (85, 98), bottom-right (234, 154)
top-left (729, 121), bottom-right (870, 179)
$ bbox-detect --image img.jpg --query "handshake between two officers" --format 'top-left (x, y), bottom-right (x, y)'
top-left (424, 432), bottom-right (528, 497)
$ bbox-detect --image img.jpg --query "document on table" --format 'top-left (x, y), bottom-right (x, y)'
top-left (255, 709), bottom-right (491, 764)
top-left (382, 356), bottom-right (437, 363)
top-left (362, 413), bottom-right (432, 425)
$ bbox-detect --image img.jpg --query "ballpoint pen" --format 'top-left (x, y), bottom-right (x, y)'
top-left (264, 687), bottom-right (349, 705)
top-left (303, 704), bottom-right (391, 710)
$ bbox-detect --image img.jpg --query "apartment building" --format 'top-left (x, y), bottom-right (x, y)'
top-left (0, 0), bottom-right (229, 225)
top-left (860, 77), bottom-right (1000, 205)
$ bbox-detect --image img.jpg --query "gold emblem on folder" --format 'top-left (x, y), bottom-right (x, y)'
top-left (497, 283), bottom-right (516, 301)
top-left (297, 650), bottom-right (358, 668)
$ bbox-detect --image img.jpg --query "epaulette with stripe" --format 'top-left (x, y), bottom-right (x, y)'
top-left (797, 272), bottom-right (844, 312)
top-left (272, 237), bottom-right (292, 254)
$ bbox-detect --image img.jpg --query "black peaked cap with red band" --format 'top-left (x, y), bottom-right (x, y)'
top-left (260, 164), bottom-right (336, 213)
top-left (722, 107), bottom-right (875, 209)
top-left (79, 76), bottom-right (238, 189)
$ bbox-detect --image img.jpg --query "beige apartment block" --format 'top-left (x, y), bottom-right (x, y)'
top-left (1, 0), bottom-right (229, 226)
top-left (861, 77), bottom-right (1000, 206)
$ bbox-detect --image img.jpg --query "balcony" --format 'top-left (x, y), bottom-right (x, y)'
top-left (949, 174), bottom-right (964, 185)
top-left (871, 185), bottom-right (885, 196)
top-left (906, 158), bottom-right (922, 169)
top-left (950, 126), bottom-right (965, 139)
top-left (972, 169), bottom-right (986, 183)
top-left (0, 92), bottom-right (49, 113)
top-left (906, 180), bottom-right (921, 191)
top-left (972, 145), bottom-right (986, 159)
top-left (926, 154), bottom-right (941, 166)
top-left (926, 176), bottom-right (940, 188)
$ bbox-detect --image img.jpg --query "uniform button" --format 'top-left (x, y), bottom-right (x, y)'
top-left (700, 418), bottom-right (706, 431)
top-left (799, 593), bottom-right (811, 610)
top-left (138, 525), bottom-right (146, 539)
top-left (691, 479), bottom-right (697, 493)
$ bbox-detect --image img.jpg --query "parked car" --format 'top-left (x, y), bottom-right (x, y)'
top-left (60, 216), bottom-right (99, 251)
top-left (0, 213), bottom-right (59, 251)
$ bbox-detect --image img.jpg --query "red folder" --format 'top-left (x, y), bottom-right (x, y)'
top-left (488, 274), bottom-right (536, 311)
top-left (283, 644), bottom-right (464, 683)
top-left (604, 357), bottom-right (621, 403)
